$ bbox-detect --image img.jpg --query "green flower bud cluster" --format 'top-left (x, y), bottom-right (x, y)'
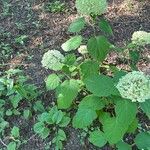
top-left (75, 0), bottom-right (107, 16)
top-left (116, 71), bottom-right (150, 102)
top-left (41, 50), bottom-right (64, 71)
top-left (131, 31), bottom-right (150, 46)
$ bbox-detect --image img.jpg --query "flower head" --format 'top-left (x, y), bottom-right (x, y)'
top-left (116, 71), bottom-right (150, 102)
top-left (75, 0), bottom-right (107, 16)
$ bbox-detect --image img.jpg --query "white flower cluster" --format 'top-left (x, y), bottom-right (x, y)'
top-left (41, 50), bottom-right (64, 71)
top-left (116, 71), bottom-right (150, 102)
top-left (131, 31), bottom-right (150, 46)
top-left (75, 0), bottom-right (107, 16)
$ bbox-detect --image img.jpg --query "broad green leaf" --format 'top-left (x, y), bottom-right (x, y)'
top-left (140, 100), bottom-right (150, 118)
top-left (57, 79), bottom-right (79, 109)
top-left (57, 129), bottom-right (66, 141)
top-left (68, 17), bottom-right (85, 33)
top-left (63, 54), bottom-right (76, 66)
top-left (52, 110), bottom-right (63, 124)
top-left (46, 74), bottom-right (60, 90)
top-left (127, 118), bottom-right (138, 133)
top-left (38, 112), bottom-right (53, 124)
top-left (11, 126), bottom-right (20, 138)
top-left (115, 99), bottom-right (137, 126)
top-left (23, 109), bottom-right (31, 119)
top-left (87, 36), bottom-right (111, 62)
top-left (34, 122), bottom-right (45, 134)
top-left (103, 99), bottom-right (137, 144)
top-left (84, 74), bottom-right (118, 97)
top-left (99, 18), bottom-right (113, 35)
top-left (135, 132), bottom-right (150, 149)
top-left (59, 116), bottom-right (71, 127)
top-left (103, 117), bottom-right (128, 144)
top-left (99, 111), bottom-right (111, 124)
top-left (80, 60), bottom-right (99, 79)
top-left (7, 142), bottom-right (16, 150)
top-left (34, 101), bottom-right (45, 112)
top-left (61, 36), bottom-right (82, 52)
top-left (73, 108), bottom-right (97, 128)
top-left (89, 130), bottom-right (107, 147)
top-left (116, 141), bottom-right (132, 150)
top-left (6, 109), bottom-right (13, 116)
top-left (10, 94), bottom-right (22, 108)
top-left (79, 95), bottom-right (105, 110)
top-left (40, 127), bottom-right (50, 139)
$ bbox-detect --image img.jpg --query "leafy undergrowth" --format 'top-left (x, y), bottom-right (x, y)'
top-left (0, 0), bottom-right (150, 150)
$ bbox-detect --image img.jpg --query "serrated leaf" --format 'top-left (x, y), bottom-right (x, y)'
top-left (7, 142), bottom-right (16, 150)
top-left (34, 122), bottom-right (45, 134)
top-left (57, 129), bottom-right (66, 141)
top-left (73, 108), bottom-right (97, 128)
top-left (89, 130), bottom-right (107, 147)
top-left (57, 79), bottom-right (79, 109)
top-left (103, 99), bottom-right (137, 144)
top-left (40, 127), bottom-right (50, 139)
top-left (68, 17), bottom-right (85, 33)
top-left (99, 18), bottom-right (113, 35)
top-left (116, 141), bottom-right (132, 150)
top-left (84, 74), bottom-right (118, 97)
top-left (61, 36), bottom-right (82, 52)
top-left (79, 95), bottom-right (105, 110)
top-left (135, 132), bottom-right (150, 149)
top-left (52, 110), bottom-right (63, 124)
top-left (34, 101), bottom-right (45, 112)
top-left (80, 60), bottom-right (99, 79)
top-left (11, 126), bottom-right (20, 138)
top-left (10, 94), bottom-right (22, 108)
top-left (103, 117), bottom-right (127, 144)
top-left (38, 112), bottom-right (53, 124)
top-left (115, 99), bottom-right (137, 126)
top-left (87, 36), bottom-right (111, 62)
top-left (46, 74), bottom-right (60, 90)
top-left (59, 116), bottom-right (70, 127)
top-left (140, 100), bottom-right (150, 118)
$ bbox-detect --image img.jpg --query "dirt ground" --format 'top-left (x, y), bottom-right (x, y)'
top-left (0, 0), bottom-right (150, 149)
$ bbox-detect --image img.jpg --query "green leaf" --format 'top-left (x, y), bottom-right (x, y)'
top-left (40, 127), bottom-right (50, 139)
top-left (38, 112), bottom-right (53, 124)
top-left (34, 122), bottom-right (45, 134)
top-left (135, 132), bottom-right (150, 149)
top-left (10, 94), bottom-right (22, 108)
top-left (59, 116), bottom-right (71, 127)
top-left (103, 99), bottom-right (137, 144)
top-left (68, 17), bottom-right (85, 33)
top-left (103, 117), bottom-right (127, 144)
top-left (34, 101), bottom-right (45, 112)
top-left (52, 110), bottom-right (63, 124)
top-left (79, 95), bottom-right (105, 110)
top-left (73, 108), bottom-right (97, 128)
top-left (46, 74), bottom-right (60, 90)
top-left (99, 18), bottom-right (113, 35)
top-left (115, 99), bottom-right (137, 126)
top-left (87, 36), bottom-right (111, 62)
top-left (6, 109), bottom-right (13, 116)
top-left (63, 54), bottom-right (76, 66)
top-left (61, 36), bottom-right (82, 52)
top-left (23, 109), bottom-right (31, 119)
top-left (0, 99), bottom-right (5, 108)
top-left (11, 126), bottom-right (20, 138)
top-left (80, 60), bottom-right (99, 79)
top-left (57, 129), bottom-right (66, 141)
top-left (140, 100), bottom-right (150, 118)
top-left (7, 142), bottom-right (16, 150)
top-left (84, 74), bottom-right (118, 97)
top-left (116, 141), bottom-right (132, 150)
top-left (57, 79), bottom-right (79, 109)
top-left (89, 130), bottom-right (107, 147)
top-left (127, 118), bottom-right (138, 133)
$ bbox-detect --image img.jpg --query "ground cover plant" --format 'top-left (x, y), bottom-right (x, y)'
top-left (0, 0), bottom-right (150, 149)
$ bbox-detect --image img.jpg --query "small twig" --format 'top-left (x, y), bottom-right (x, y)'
top-left (0, 138), bottom-right (7, 147)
